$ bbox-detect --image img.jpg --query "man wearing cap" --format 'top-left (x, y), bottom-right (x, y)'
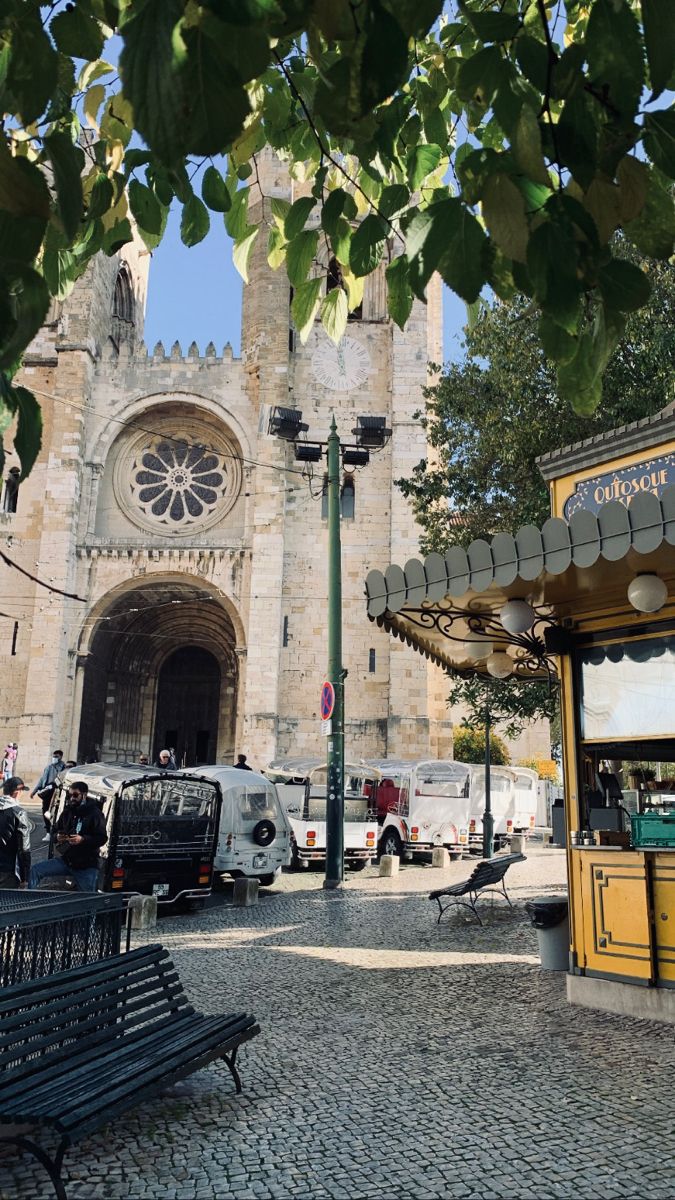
top-left (0, 777), bottom-right (31, 888)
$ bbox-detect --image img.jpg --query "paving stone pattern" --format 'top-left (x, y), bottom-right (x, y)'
top-left (3, 846), bottom-right (675, 1200)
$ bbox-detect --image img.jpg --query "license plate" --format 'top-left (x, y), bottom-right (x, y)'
top-left (252, 854), bottom-right (267, 869)
top-left (152, 883), bottom-right (170, 897)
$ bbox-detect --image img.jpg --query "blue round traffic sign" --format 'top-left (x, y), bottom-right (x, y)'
top-left (320, 681), bottom-right (335, 720)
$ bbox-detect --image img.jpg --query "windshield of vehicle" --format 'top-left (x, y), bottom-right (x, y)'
top-left (233, 784), bottom-right (282, 834)
top-left (116, 778), bottom-right (219, 852)
top-left (304, 791), bottom-right (375, 822)
top-left (416, 764), bottom-right (471, 797)
top-left (517, 775), bottom-right (535, 790)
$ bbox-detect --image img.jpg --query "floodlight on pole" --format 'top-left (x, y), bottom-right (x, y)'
top-left (268, 406), bottom-right (309, 441)
top-left (352, 415), bottom-right (391, 449)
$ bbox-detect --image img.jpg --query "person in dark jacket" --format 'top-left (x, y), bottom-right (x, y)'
top-left (29, 782), bottom-right (106, 892)
top-left (30, 749), bottom-right (67, 839)
top-left (0, 777), bottom-right (31, 888)
top-left (235, 754), bottom-right (252, 771)
top-left (154, 749), bottom-right (177, 769)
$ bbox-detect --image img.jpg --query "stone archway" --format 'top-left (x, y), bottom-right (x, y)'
top-left (77, 579), bottom-right (240, 765)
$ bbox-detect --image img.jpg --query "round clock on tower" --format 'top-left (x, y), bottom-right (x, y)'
top-left (312, 335), bottom-right (371, 392)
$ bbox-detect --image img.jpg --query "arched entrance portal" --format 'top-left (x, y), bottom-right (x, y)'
top-left (77, 580), bottom-right (241, 766)
top-left (155, 646), bottom-right (220, 766)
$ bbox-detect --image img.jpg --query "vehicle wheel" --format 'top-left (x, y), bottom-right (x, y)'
top-left (252, 819), bottom-right (276, 847)
top-left (348, 860), bottom-right (368, 872)
top-left (450, 852), bottom-right (461, 861)
top-left (186, 898), bottom-right (207, 913)
top-left (379, 829), bottom-right (402, 859)
top-left (257, 873), bottom-right (277, 887)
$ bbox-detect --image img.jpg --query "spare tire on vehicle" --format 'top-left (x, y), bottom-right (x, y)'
top-left (252, 819), bottom-right (276, 847)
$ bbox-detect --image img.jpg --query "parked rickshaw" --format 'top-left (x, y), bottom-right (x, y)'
top-left (512, 767), bottom-right (539, 836)
top-left (264, 758), bottom-right (379, 870)
top-left (181, 765), bottom-right (292, 886)
top-left (364, 760), bottom-right (472, 860)
top-left (52, 765), bottom-right (222, 906)
top-left (467, 765), bottom-right (518, 854)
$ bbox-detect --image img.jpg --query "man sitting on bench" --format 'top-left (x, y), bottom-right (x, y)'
top-left (30, 782), bottom-right (106, 892)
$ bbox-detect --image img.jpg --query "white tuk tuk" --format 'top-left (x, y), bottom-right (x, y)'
top-left (365, 760), bottom-right (472, 861)
top-left (264, 758), bottom-right (379, 870)
top-left (513, 767), bottom-right (539, 835)
top-left (181, 766), bottom-right (292, 886)
top-left (467, 765), bottom-right (518, 854)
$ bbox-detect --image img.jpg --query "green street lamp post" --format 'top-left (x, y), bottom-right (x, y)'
top-left (268, 405), bottom-right (390, 889)
top-left (324, 416), bottom-right (345, 889)
top-left (482, 704), bottom-right (494, 860)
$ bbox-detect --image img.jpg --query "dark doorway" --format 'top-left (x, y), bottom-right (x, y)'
top-left (154, 646), bottom-right (221, 767)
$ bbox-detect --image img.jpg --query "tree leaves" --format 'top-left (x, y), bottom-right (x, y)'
top-left (284, 196), bottom-right (315, 240)
top-left (0, 264), bottom-right (50, 371)
top-left (407, 198), bottom-right (489, 303)
top-left (641, 0), bottom-right (674, 100)
top-left (386, 256), bottom-right (413, 329)
top-left (481, 173), bottom-right (529, 263)
top-left (286, 230), bottom-right (319, 287)
top-left (527, 220), bottom-right (580, 331)
top-left (643, 109), bottom-right (675, 180)
top-left (291, 276), bottom-right (323, 342)
top-left (598, 260), bottom-right (651, 312)
top-left (586, 0), bottom-right (644, 123)
top-left (119, 0), bottom-right (185, 164)
top-left (201, 165), bottom-right (231, 212)
top-left (180, 196), bottom-right (210, 247)
top-left (51, 5), bottom-right (105, 62)
top-left (349, 214), bottom-right (387, 277)
top-left (320, 286), bottom-right (348, 344)
top-left (44, 133), bottom-right (84, 243)
top-left (232, 227), bottom-right (259, 282)
top-left (129, 179), bottom-right (166, 251)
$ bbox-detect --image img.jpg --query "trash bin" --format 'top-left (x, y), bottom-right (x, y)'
top-left (525, 895), bottom-right (569, 971)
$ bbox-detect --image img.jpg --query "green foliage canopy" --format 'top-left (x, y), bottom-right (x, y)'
top-left (453, 722), bottom-right (511, 765)
top-left (399, 253), bottom-right (673, 552)
top-left (0, 0), bottom-right (674, 477)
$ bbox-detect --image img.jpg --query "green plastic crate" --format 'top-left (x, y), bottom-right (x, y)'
top-left (631, 812), bottom-right (675, 848)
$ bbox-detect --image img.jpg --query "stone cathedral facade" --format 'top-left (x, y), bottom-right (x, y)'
top-left (1, 155), bottom-right (468, 780)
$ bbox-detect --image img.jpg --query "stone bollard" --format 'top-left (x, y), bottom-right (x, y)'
top-left (431, 846), bottom-right (450, 869)
top-left (233, 877), bottom-right (259, 907)
top-left (129, 894), bottom-right (158, 930)
top-left (379, 854), bottom-right (399, 878)
top-left (510, 834), bottom-right (525, 855)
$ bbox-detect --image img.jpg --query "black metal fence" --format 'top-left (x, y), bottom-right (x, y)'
top-left (0, 890), bottom-right (127, 986)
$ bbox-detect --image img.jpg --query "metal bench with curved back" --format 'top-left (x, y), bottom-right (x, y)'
top-left (0, 943), bottom-right (260, 1199)
top-left (429, 853), bottom-right (526, 924)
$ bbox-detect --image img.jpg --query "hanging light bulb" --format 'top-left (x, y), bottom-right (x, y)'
top-left (463, 634), bottom-right (494, 661)
top-left (500, 598), bottom-right (535, 634)
top-left (627, 574), bottom-right (668, 614)
top-left (486, 651), bottom-right (513, 679)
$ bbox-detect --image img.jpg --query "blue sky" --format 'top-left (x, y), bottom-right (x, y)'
top-left (143, 205), bottom-right (469, 363)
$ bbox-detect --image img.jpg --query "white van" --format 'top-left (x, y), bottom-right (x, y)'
top-left (513, 767), bottom-right (539, 835)
top-left (265, 759), bottom-right (379, 870)
top-left (467, 765), bottom-right (518, 854)
top-left (365, 760), bottom-right (472, 861)
top-left (182, 766), bottom-right (292, 886)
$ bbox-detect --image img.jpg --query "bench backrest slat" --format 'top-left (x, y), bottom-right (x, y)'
top-left (0, 943), bottom-right (169, 1013)
top-left (0, 947), bottom-right (190, 1073)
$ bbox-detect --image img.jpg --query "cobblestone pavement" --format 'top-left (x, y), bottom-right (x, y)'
top-left (3, 844), bottom-right (675, 1200)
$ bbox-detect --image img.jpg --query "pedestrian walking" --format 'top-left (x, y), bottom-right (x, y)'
top-left (2, 743), bottom-right (17, 782)
top-left (0, 777), bottom-right (31, 889)
top-left (30, 749), bottom-right (67, 841)
top-left (235, 754), bottom-right (253, 771)
top-left (29, 782), bottom-right (106, 892)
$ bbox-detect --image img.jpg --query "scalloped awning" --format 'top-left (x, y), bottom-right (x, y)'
top-left (365, 489), bottom-right (675, 676)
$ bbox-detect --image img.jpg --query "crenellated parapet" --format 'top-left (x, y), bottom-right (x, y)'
top-left (98, 338), bottom-right (241, 367)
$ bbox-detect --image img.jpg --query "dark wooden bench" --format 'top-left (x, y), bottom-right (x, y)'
top-left (429, 853), bottom-right (526, 924)
top-left (0, 943), bottom-right (260, 1199)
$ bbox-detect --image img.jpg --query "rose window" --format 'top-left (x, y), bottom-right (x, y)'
top-left (133, 440), bottom-right (227, 527)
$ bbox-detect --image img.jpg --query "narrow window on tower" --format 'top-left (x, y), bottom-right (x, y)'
top-left (369, 648), bottom-right (376, 673)
top-left (321, 474), bottom-right (329, 520)
top-left (110, 266), bottom-right (135, 352)
top-left (288, 286), bottom-right (295, 353)
top-left (341, 476), bottom-right (355, 520)
top-left (1, 468), bottom-right (20, 514)
top-left (327, 257), bottom-right (362, 321)
top-left (282, 615), bottom-right (289, 647)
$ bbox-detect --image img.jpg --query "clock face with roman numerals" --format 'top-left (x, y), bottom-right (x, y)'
top-left (312, 336), bottom-right (371, 392)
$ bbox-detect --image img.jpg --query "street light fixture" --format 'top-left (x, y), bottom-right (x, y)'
top-left (342, 447), bottom-right (370, 467)
top-left (294, 443), bottom-right (323, 463)
top-left (268, 406), bottom-right (308, 440)
top-left (353, 415), bottom-right (391, 449)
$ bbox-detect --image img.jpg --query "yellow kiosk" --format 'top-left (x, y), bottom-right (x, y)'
top-left (365, 403), bottom-right (675, 1023)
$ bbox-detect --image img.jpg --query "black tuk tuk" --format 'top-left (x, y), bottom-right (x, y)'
top-left (51, 765), bottom-right (222, 906)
